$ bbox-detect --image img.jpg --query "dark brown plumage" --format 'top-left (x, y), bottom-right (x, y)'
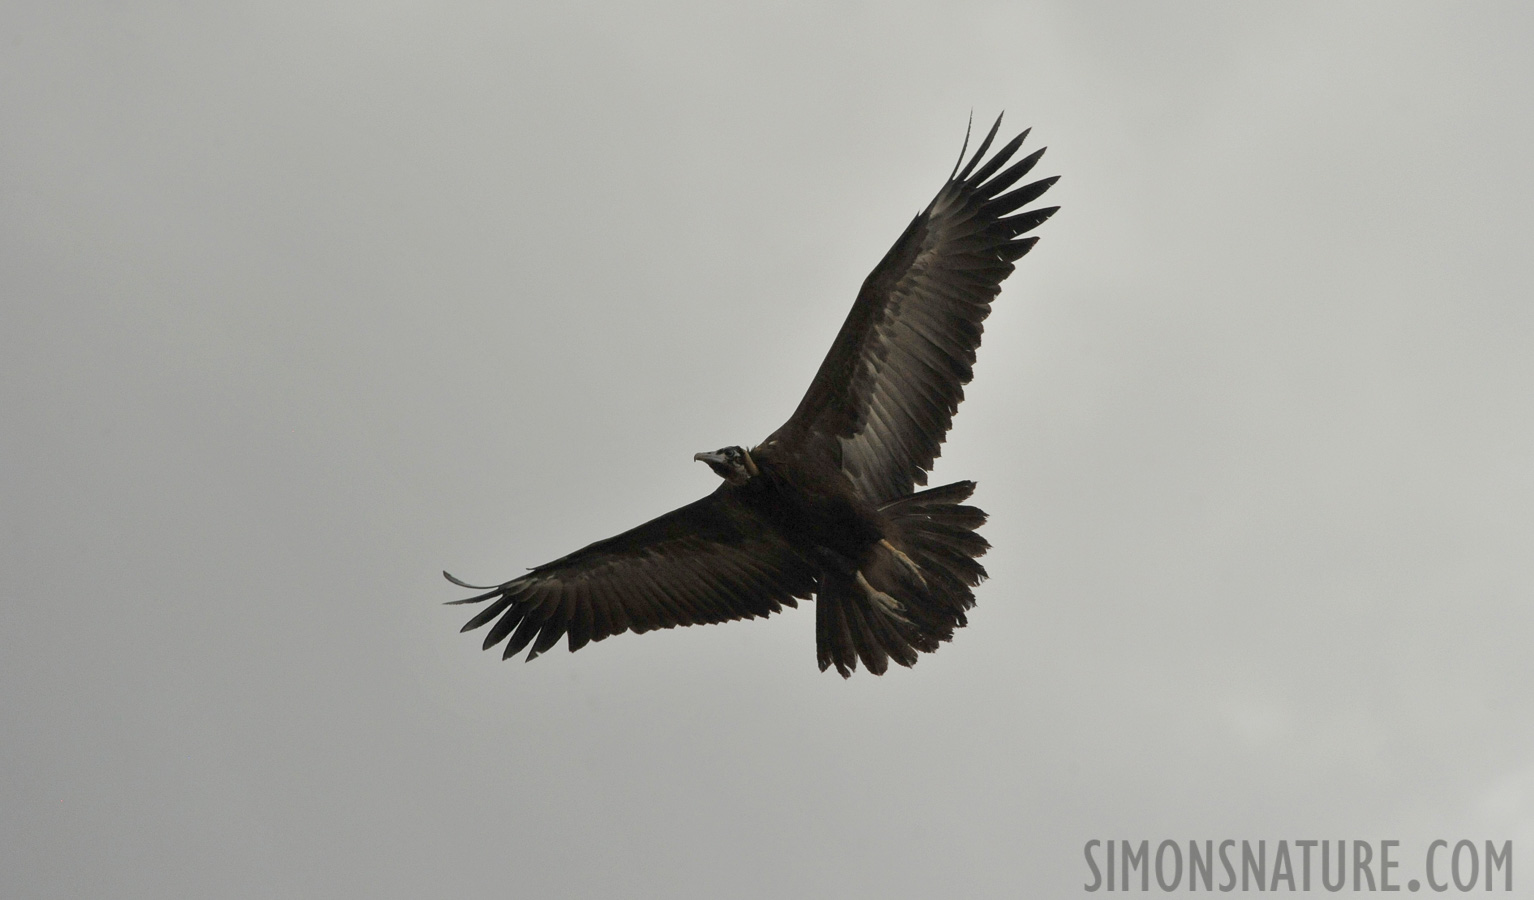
top-left (447, 115), bottom-right (1058, 676)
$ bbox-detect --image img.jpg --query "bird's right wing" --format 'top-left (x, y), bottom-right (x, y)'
top-left (768, 115), bottom-right (1058, 503)
top-left (447, 488), bottom-right (817, 662)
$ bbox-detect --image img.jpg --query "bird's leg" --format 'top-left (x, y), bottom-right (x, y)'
top-left (855, 570), bottom-right (911, 622)
top-left (879, 539), bottom-right (927, 588)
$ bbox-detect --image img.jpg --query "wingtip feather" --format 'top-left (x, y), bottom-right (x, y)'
top-left (948, 110), bottom-right (976, 181)
top-left (443, 570), bottom-right (500, 590)
top-left (954, 113), bottom-right (1005, 183)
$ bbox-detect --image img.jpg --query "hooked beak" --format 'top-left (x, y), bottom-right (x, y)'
top-left (694, 451), bottom-right (726, 466)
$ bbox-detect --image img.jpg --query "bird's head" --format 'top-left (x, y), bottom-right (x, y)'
top-left (693, 445), bottom-right (759, 485)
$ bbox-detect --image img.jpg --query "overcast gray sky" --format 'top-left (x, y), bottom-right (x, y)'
top-left (4, 2), bottom-right (1532, 897)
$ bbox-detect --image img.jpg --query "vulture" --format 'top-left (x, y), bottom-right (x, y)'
top-left (446, 115), bottom-right (1058, 677)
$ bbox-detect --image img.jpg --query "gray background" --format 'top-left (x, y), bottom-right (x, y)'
top-left (4, 2), bottom-right (1531, 896)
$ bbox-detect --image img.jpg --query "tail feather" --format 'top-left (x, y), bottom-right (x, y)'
top-left (844, 595), bottom-right (891, 675)
top-left (815, 480), bottom-right (990, 677)
top-left (815, 580), bottom-right (860, 675)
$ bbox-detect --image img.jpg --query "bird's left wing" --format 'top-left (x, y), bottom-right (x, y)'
top-left (768, 116), bottom-right (1059, 503)
top-left (447, 488), bottom-right (817, 662)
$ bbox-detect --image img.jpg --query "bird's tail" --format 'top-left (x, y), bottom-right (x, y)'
top-left (816, 481), bottom-right (989, 677)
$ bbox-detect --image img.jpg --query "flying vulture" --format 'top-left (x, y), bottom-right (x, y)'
top-left (446, 115), bottom-right (1059, 676)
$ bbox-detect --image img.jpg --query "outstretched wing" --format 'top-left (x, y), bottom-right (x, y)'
top-left (769, 115), bottom-right (1059, 504)
top-left (447, 488), bottom-right (817, 661)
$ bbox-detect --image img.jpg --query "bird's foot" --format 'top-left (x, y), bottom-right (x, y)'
top-left (855, 570), bottom-right (911, 622)
top-left (879, 539), bottom-right (927, 588)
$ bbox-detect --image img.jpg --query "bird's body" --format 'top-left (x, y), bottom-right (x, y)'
top-left (739, 440), bottom-right (881, 563)
top-left (447, 115), bottom-right (1058, 676)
